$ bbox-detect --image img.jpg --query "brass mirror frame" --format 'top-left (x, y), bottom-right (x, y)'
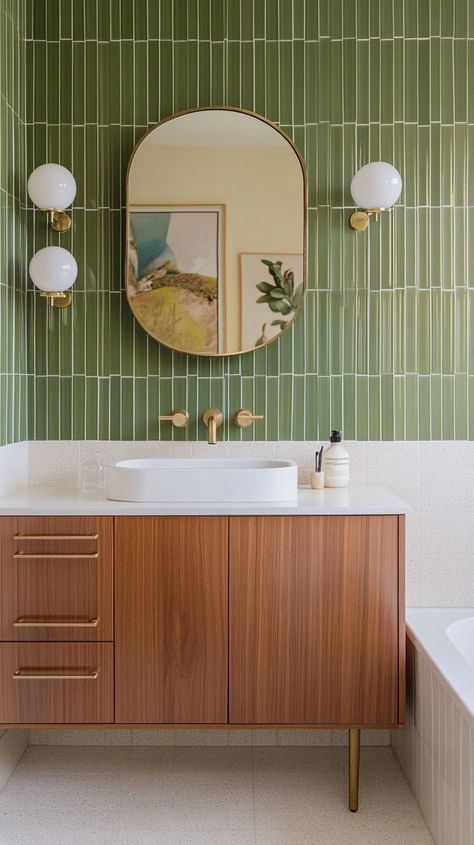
top-left (125, 106), bottom-right (308, 357)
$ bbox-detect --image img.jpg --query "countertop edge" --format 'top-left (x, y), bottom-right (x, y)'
top-left (0, 484), bottom-right (411, 516)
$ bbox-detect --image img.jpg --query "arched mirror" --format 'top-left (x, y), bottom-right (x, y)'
top-left (126, 107), bottom-right (307, 356)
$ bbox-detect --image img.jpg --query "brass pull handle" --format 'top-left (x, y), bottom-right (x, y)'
top-left (158, 409), bottom-right (189, 428)
top-left (233, 408), bottom-right (265, 428)
top-left (14, 534), bottom-right (99, 540)
top-left (13, 670), bottom-right (99, 680)
top-left (13, 553), bottom-right (99, 559)
top-left (13, 617), bottom-right (99, 628)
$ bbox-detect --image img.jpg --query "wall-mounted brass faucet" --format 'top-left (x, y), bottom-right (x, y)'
top-left (202, 409), bottom-right (223, 445)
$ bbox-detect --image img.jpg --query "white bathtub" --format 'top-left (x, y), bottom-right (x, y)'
top-left (392, 609), bottom-right (474, 845)
top-left (407, 608), bottom-right (474, 719)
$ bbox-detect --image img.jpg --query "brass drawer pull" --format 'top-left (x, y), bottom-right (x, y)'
top-left (14, 534), bottom-right (99, 540)
top-left (13, 553), bottom-right (99, 559)
top-left (13, 617), bottom-right (99, 628)
top-left (13, 670), bottom-right (99, 680)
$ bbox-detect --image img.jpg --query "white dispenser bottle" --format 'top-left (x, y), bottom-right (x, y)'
top-left (323, 431), bottom-right (349, 488)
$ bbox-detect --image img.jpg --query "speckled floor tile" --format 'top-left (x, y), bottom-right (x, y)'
top-left (0, 746), bottom-right (433, 845)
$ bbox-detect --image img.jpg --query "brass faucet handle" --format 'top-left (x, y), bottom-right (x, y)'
top-left (233, 409), bottom-right (264, 429)
top-left (158, 409), bottom-right (189, 428)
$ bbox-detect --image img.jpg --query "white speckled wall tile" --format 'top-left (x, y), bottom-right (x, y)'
top-left (0, 441), bottom-right (28, 494)
top-left (4, 438), bottom-right (474, 607)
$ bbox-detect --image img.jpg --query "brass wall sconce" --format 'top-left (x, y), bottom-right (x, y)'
top-left (29, 246), bottom-right (78, 308)
top-left (27, 163), bottom-right (76, 232)
top-left (28, 164), bottom-right (78, 307)
top-left (349, 161), bottom-right (402, 231)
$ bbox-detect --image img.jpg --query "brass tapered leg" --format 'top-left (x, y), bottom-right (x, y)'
top-left (349, 728), bottom-right (360, 812)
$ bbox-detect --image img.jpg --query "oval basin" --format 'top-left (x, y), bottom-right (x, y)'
top-left (104, 458), bottom-right (298, 503)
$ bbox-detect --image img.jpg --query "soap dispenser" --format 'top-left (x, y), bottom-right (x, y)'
top-left (322, 431), bottom-right (349, 488)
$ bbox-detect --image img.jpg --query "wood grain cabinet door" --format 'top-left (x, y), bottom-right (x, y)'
top-left (0, 517), bottom-right (113, 642)
top-left (115, 517), bottom-right (228, 724)
top-left (229, 515), bottom-right (401, 727)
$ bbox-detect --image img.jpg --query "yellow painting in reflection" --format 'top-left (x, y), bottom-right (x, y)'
top-left (127, 205), bottom-right (225, 355)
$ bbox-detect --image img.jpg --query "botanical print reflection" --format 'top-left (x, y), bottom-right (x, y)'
top-left (240, 253), bottom-right (304, 350)
top-left (128, 206), bottom-right (225, 355)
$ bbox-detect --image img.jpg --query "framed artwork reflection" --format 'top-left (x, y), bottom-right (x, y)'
top-left (240, 253), bottom-right (304, 350)
top-left (128, 205), bottom-right (226, 355)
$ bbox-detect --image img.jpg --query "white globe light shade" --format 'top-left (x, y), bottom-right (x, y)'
top-left (350, 161), bottom-right (402, 210)
top-left (27, 164), bottom-right (76, 210)
top-left (29, 247), bottom-right (78, 293)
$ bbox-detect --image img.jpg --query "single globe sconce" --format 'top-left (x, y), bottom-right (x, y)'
top-left (349, 161), bottom-right (402, 231)
top-left (29, 246), bottom-right (78, 308)
top-left (27, 163), bottom-right (76, 232)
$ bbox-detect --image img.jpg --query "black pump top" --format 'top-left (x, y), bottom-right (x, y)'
top-left (330, 430), bottom-right (342, 442)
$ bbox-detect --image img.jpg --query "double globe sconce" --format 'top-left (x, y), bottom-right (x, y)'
top-left (26, 158), bottom-right (401, 309)
top-left (27, 164), bottom-right (77, 308)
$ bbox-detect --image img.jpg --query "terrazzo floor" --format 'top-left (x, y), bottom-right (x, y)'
top-left (0, 745), bottom-right (433, 844)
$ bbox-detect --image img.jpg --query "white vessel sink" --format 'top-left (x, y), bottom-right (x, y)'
top-left (104, 458), bottom-right (298, 503)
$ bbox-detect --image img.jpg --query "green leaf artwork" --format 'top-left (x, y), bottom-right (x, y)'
top-left (254, 259), bottom-right (302, 344)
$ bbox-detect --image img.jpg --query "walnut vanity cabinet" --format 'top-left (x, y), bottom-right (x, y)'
top-left (0, 511), bottom-right (404, 807)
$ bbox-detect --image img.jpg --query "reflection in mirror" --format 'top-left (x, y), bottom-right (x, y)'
top-left (126, 108), bottom-right (306, 356)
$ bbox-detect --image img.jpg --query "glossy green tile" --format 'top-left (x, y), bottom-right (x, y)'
top-left (330, 374), bottom-right (343, 434)
top-left (240, 41), bottom-right (253, 109)
top-left (97, 378), bottom-right (110, 440)
top-left (454, 208), bottom-right (467, 287)
top-left (2, 0), bottom-right (472, 446)
top-left (254, 40), bottom-right (266, 115)
top-left (417, 376), bottom-right (431, 439)
top-left (469, 379), bottom-right (474, 439)
top-left (468, 291), bottom-right (474, 375)
top-left (108, 376), bottom-right (121, 438)
top-left (441, 291), bottom-right (454, 374)
top-left (417, 290), bottom-right (431, 375)
top-left (134, 41), bottom-right (148, 124)
top-left (133, 378), bottom-right (148, 439)
top-left (442, 376), bottom-right (455, 439)
top-left (197, 0), bottom-right (210, 41)
top-left (454, 374), bottom-right (468, 439)
top-left (120, 377), bottom-right (134, 439)
top-left (329, 126), bottom-right (343, 209)
top-left (278, 325), bottom-right (293, 374)
top-left (430, 288), bottom-right (442, 373)
top-left (316, 36), bottom-right (330, 123)
top-left (430, 374), bottom-right (442, 439)
top-left (173, 40), bottom-right (189, 112)
top-left (453, 126), bottom-right (468, 206)
top-left (227, 0), bottom-right (240, 39)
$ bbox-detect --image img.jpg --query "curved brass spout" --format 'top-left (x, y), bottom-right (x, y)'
top-left (202, 409), bottom-right (223, 445)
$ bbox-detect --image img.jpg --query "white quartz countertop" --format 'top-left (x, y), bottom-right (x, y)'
top-left (0, 485), bottom-right (409, 515)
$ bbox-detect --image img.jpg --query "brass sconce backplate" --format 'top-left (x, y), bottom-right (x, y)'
top-left (349, 211), bottom-right (370, 231)
top-left (47, 209), bottom-right (72, 232)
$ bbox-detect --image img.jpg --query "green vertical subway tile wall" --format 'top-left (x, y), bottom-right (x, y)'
top-left (0, 0), bottom-right (468, 443)
top-left (0, 0), bottom-right (28, 445)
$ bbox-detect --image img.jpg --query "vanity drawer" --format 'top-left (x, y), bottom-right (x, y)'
top-left (0, 517), bottom-right (113, 641)
top-left (0, 642), bottom-right (113, 724)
